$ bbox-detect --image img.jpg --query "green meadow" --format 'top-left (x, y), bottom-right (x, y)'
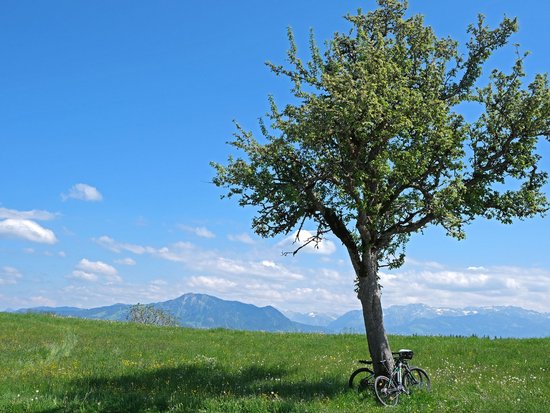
top-left (1, 312), bottom-right (548, 412)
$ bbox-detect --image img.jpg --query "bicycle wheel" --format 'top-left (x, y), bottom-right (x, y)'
top-left (404, 367), bottom-right (430, 393)
top-left (374, 375), bottom-right (399, 406)
top-left (348, 367), bottom-right (375, 392)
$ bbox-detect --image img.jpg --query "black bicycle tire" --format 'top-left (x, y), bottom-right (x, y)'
top-left (348, 367), bottom-right (375, 392)
top-left (404, 367), bottom-right (431, 393)
top-left (374, 375), bottom-right (399, 406)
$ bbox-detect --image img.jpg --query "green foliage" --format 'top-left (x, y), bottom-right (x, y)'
top-left (1, 313), bottom-right (549, 412)
top-left (127, 303), bottom-right (178, 327)
top-left (212, 0), bottom-right (550, 269)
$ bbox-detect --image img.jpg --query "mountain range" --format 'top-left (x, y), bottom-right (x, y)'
top-left (13, 293), bottom-right (550, 338)
top-left (322, 304), bottom-right (550, 338)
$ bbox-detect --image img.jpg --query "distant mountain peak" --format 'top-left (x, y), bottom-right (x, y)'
top-left (12, 296), bottom-right (549, 338)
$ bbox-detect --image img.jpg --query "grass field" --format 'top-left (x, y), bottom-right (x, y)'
top-left (1, 312), bottom-right (548, 412)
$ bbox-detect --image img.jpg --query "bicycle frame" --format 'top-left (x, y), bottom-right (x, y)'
top-left (383, 357), bottom-right (409, 394)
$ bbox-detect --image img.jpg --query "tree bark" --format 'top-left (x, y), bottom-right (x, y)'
top-left (356, 249), bottom-right (394, 376)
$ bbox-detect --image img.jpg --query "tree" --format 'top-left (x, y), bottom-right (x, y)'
top-left (212, 0), bottom-right (550, 375)
top-left (127, 303), bottom-right (178, 327)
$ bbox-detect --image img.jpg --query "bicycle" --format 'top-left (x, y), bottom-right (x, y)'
top-left (348, 359), bottom-right (375, 393)
top-left (374, 349), bottom-right (430, 406)
top-left (349, 349), bottom-right (429, 396)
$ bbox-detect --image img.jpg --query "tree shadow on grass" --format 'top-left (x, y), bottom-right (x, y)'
top-left (39, 361), bottom-right (347, 412)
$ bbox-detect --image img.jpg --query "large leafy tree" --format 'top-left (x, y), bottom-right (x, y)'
top-left (212, 0), bottom-right (549, 374)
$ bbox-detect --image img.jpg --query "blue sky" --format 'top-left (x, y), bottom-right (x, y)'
top-left (1, 0), bottom-right (549, 314)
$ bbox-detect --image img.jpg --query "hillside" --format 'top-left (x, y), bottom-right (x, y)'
top-left (1, 312), bottom-right (549, 412)
top-left (16, 293), bottom-right (550, 338)
top-left (16, 293), bottom-right (322, 333)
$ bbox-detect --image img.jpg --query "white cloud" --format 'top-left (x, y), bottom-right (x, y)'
top-left (69, 259), bottom-right (121, 283)
top-left (90, 234), bottom-right (550, 313)
top-left (94, 235), bottom-right (310, 298)
top-left (278, 230), bottom-right (336, 255)
top-left (96, 235), bottom-right (124, 252)
top-left (115, 258), bottom-right (136, 266)
top-left (404, 257), bottom-right (446, 270)
top-left (467, 266), bottom-right (487, 272)
top-left (57, 280), bottom-right (193, 310)
top-left (97, 236), bottom-right (218, 270)
top-left (196, 227), bottom-right (215, 239)
top-left (228, 233), bottom-right (255, 245)
top-left (62, 183), bottom-right (103, 202)
top-left (29, 296), bottom-right (57, 307)
top-left (211, 257), bottom-right (305, 281)
top-left (288, 287), bottom-right (350, 307)
top-left (178, 225), bottom-right (216, 239)
top-left (318, 268), bottom-right (343, 282)
top-left (505, 278), bottom-right (521, 289)
top-left (95, 236), bottom-right (155, 254)
top-left (70, 270), bottom-right (98, 282)
top-left (214, 257), bottom-right (247, 274)
top-left (188, 276), bottom-right (237, 290)
top-left (240, 283), bottom-right (285, 302)
top-left (0, 294), bottom-right (58, 311)
top-left (0, 266), bottom-right (22, 285)
top-left (0, 207), bottom-right (58, 221)
top-left (380, 260), bottom-right (550, 313)
top-left (77, 259), bottom-right (118, 276)
top-left (1, 266), bottom-right (22, 277)
top-left (148, 279), bottom-right (168, 293)
top-left (0, 219), bottom-right (58, 244)
top-left (154, 242), bottom-right (197, 263)
top-left (120, 238), bottom-right (281, 279)
top-left (242, 285), bottom-right (355, 313)
top-left (419, 270), bottom-right (491, 290)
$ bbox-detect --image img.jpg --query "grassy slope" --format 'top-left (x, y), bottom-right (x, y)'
top-left (1, 312), bottom-right (548, 413)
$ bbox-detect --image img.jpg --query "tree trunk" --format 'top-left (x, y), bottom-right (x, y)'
top-left (356, 249), bottom-right (394, 376)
